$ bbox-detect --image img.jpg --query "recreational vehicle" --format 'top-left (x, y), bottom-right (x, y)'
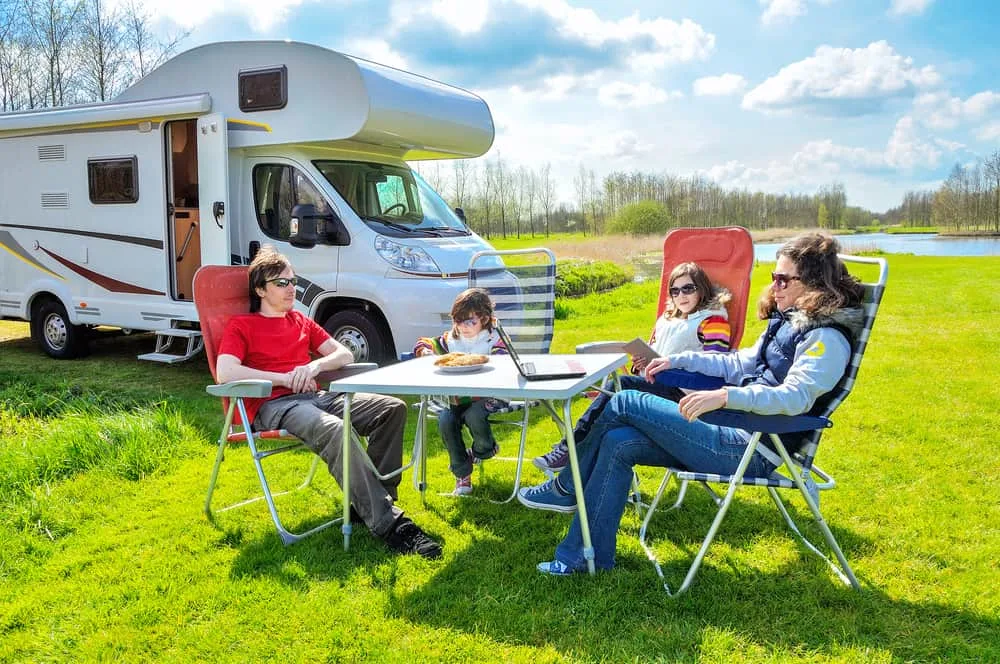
top-left (0, 41), bottom-right (496, 364)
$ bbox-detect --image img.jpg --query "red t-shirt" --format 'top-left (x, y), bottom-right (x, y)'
top-left (217, 310), bottom-right (331, 424)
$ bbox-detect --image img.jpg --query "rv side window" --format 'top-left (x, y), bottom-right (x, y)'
top-left (88, 157), bottom-right (138, 204)
top-left (253, 164), bottom-right (334, 242)
top-left (239, 66), bottom-right (287, 112)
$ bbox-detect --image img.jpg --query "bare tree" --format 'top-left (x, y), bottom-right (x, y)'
top-left (538, 162), bottom-right (554, 237)
top-left (25, 0), bottom-right (83, 106)
top-left (452, 159), bottom-right (472, 209)
top-left (77, 0), bottom-right (127, 101)
top-left (574, 163), bottom-right (589, 235)
top-left (122, 0), bottom-right (185, 80)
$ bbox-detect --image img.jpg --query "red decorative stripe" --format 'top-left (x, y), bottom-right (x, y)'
top-left (226, 429), bottom-right (296, 443)
top-left (39, 246), bottom-right (164, 295)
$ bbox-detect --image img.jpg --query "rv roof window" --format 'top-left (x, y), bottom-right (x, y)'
top-left (239, 65), bottom-right (287, 112)
top-left (88, 157), bottom-right (138, 204)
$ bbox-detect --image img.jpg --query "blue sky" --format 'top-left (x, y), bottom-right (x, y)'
top-left (140, 0), bottom-right (1000, 212)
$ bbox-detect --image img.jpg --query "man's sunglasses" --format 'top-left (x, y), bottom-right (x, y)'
top-left (669, 283), bottom-right (698, 297)
top-left (266, 276), bottom-right (299, 288)
top-left (771, 272), bottom-right (801, 290)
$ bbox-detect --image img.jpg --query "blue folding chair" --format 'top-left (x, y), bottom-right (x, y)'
top-left (638, 254), bottom-right (887, 594)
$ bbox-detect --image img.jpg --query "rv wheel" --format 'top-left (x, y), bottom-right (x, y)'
top-left (31, 300), bottom-right (89, 359)
top-left (323, 310), bottom-right (387, 364)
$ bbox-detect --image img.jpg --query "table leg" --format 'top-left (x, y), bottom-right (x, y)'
top-left (341, 392), bottom-right (353, 551)
top-left (559, 398), bottom-right (596, 575)
top-left (419, 395), bottom-right (428, 505)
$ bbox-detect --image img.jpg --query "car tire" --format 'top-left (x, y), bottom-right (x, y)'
top-left (323, 309), bottom-right (389, 364)
top-left (31, 299), bottom-right (89, 359)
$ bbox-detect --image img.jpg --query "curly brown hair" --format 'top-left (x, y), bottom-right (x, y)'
top-left (756, 232), bottom-right (864, 319)
top-left (450, 288), bottom-right (496, 336)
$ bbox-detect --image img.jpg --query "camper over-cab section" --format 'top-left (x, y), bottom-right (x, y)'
top-left (0, 41), bottom-right (497, 364)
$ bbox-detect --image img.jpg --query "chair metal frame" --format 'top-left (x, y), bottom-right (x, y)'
top-left (638, 254), bottom-right (888, 595)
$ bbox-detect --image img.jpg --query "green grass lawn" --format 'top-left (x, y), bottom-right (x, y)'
top-left (1, 254), bottom-right (998, 662)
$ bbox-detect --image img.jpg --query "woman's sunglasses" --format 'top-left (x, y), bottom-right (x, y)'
top-left (669, 283), bottom-right (698, 297)
top-left (266, 276), bottom-right (299, 288)
top-left (771, 273), bottom-right (801, 290)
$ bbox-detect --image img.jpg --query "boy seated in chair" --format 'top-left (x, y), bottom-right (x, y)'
top-left (216, 245), bottom-right (441, 559)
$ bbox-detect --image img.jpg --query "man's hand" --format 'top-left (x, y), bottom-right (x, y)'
top-left (286, 361), bottom-right (320, 393)
top-left (678, 389), bottom-right (727, 422)
top-left (644, 356), bottom-right (672, 382)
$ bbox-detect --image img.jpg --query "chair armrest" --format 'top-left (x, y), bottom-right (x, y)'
top-left (699, 409), bottom-right (831, 434)
top-left (317, 363), bottom-right (378, 384)
top-left (207, 379), bottom-right (273, 398)
top-left (653, 369), bottom-right (726, 390)
top-left (576, 341), bottom-right (627, 354)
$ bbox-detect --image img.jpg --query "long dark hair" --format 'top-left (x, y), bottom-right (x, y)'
top-left (666, 262), bottom-right (730, 319)
top-left (757, 232), bottom-right (864, 319)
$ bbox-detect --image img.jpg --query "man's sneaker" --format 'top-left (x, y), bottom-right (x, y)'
top-left (453, 474), bottom-right (473, 496)
top-left (383, 517), bottom-right (443, 559)
top-left (532, 442), bottom-right (569, 474)
top-left (537, 559), bottom-right (579, 576)
top-left (517, 479), bottom-right (577, 513)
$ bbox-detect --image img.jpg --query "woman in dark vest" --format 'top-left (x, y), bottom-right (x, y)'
top-left (518, 232), bottom-right (865, 575)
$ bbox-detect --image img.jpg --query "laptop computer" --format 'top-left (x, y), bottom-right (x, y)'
top-left (495, 321), bottom-right (587, 381)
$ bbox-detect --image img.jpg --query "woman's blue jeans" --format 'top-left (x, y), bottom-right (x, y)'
top-left (553, 389), bottom-right (775, 571)
top-left (567, 373), bottom-right (683, 444)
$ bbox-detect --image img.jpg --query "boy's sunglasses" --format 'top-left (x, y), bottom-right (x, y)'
top-left (266, 276), bottom-right (299, 288)
top-left (771, 273), bottom-right (801, 290)
top-left (455, 317), bottom-right (482, 328)
top-left (669, 283), bottom-right (698, 297)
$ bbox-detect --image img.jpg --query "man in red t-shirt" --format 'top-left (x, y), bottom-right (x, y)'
top-left (217, 246), bottom-right (441, 559)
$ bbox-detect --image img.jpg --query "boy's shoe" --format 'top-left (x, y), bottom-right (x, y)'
top-left (532, 442), bottom-right (569, 474)
top-left (453, 474), bottom-right (473, 496)
top-left (517, 479), bottom-right (577, 513)
top-left (472, 443), bottom-right (499, 464)
top-left (537, 560), bottom-right (579, 576)
top-left (383, 517), bottom-right (443, 559)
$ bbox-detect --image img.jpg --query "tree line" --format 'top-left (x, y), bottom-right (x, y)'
top-left (417, 158), bottom-right (876, 240)
top-left (885, 149), bottom-right (1000, 233)
top-left (0, 0), bottom-right (184, 110)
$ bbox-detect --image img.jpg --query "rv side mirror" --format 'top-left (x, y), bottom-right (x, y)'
top-left (454, 207), bottom-right (466, 223)
top-left (289, 204), bottom-right (319, 248)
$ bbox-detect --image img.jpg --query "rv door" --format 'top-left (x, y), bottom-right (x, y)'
top-left (197, 114), bottom-right (230, 267)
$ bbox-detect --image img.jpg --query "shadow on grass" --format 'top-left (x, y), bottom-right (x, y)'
top-left (382, 492), bottom-right (997, 661)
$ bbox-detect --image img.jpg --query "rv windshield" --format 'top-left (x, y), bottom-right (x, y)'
top-left (313, 160), bottom-right (469, 238)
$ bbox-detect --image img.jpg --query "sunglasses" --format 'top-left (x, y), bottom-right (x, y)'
top-left (669, 283), bottom-right (698, 297)
top-left (771, 272), bottom-right (801, 290)
top-left (266, 276), bottom-right (298, 288)
top-left (455, 317), bottom-right (482, 328)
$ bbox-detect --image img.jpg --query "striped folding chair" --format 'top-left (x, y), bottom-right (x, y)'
top-left (639, 254), bottom-right (887, 594)
top-left (464, 248), bottom-right (558, 502)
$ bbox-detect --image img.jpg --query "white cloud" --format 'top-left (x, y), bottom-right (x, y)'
top-left (586, 130), bottom-right (652, 159)
top-left (884, 116), bottom-right (942, 168)
top-left (693, 73), bottom-right (747, 97)
top-left (914, 90), bottom-right (1000, 130)
top-left (889, 0), bottom-right (934, 17)
top-left (137, 0), bottom-right (313, 31)
top-left (597, 81), bottom-right (681, 107)
top-left (742, 41), bottom-right (940, 115)
top-left (341, 39), bottom-right (410, 70)
top-left (759, 0), bottom-right (834, 26)
top-left (429, 0), bottom-right (490, 33)
top-left (977, 123), bottom-right (1000, 141)
top-left (509, 72), bottom-right (600, 101)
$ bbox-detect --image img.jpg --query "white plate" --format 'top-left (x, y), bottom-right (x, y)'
top-left (435, 363), bottom-right (489, 374)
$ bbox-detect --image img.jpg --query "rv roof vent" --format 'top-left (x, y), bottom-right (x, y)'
top-left (38, 145), bottom-right (66, 161)
top-left (41, 193), bottom-right (69, 209)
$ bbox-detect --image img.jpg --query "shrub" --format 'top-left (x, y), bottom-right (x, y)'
top-left (607, 200), bottom-right (672, 236)
top-left (555, 259), bottom-right (632, 298)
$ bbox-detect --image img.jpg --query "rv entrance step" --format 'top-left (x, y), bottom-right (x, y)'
top-left (137, 327), bottom-right (204, 364)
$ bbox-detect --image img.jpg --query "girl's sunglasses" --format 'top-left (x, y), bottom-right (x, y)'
top-left (266, 276), bottom-right (298, 288)
top-left (455, 317), bottom-right (482, 328)
top-left (669, 283), bottom-right (698, 297)
top-left (771, 273), bottom-right (801, 290)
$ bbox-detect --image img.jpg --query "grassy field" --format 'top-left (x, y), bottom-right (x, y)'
top-left (1, 250), bottom-right (998, 662)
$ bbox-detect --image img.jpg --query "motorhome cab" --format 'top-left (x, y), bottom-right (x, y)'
top-left (0, 41), bottom-right (497, 363)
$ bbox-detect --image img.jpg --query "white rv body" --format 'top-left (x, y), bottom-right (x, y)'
top-left (0, 41), bottom-right (497, 362)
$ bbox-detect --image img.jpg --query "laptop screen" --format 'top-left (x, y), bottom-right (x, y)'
top-left (494, 321), bottom-right (524, 370)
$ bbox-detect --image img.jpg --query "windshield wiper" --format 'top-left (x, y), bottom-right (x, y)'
top-left (363, 216), bottom-right (416, 233)
top-left (422, 226), bottom-right (469, 236)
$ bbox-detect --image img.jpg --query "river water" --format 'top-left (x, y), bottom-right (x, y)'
top-left (754, 232), bottom-right (999, 261)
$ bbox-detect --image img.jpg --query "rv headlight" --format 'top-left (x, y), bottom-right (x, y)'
top-left (374, 236), bottom-right (442, 274)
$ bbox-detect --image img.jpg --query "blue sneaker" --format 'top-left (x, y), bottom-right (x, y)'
top-left (537, 560), bottom-right (579, 576)
top-left (517, 479), bottom-right (577, 513)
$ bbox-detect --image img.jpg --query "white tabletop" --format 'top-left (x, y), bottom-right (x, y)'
top-left (328, 353), bottom-right (628, 400)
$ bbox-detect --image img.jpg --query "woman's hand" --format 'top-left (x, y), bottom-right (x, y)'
top-left (678, 388), bottom-right (728, 422)
top-left (631, 355), bottom-right (649, 373)
top-left (643, 356), bottom-right (671, 382)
